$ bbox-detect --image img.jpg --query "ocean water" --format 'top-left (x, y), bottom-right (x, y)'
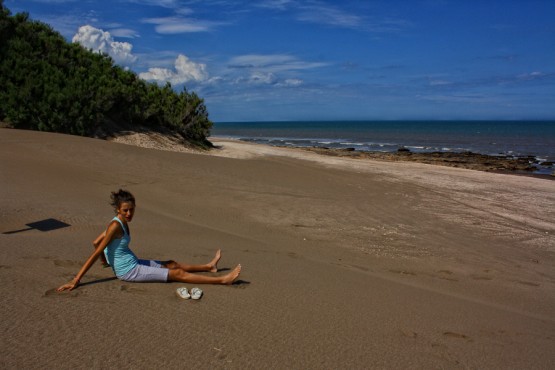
top-left (212, 120), bottom-right (555, 172)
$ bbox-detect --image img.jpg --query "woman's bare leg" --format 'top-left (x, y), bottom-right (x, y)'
top-left (164, 249), bottom-right (221, 272)
top-left (168, 264), bottom-right (241, 285)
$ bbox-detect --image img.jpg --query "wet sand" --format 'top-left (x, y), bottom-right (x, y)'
top-left (1, 129), bottom-right (554, 369)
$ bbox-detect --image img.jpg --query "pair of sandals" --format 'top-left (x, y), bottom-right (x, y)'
top-left (176, 287), bottom-right (203, 300)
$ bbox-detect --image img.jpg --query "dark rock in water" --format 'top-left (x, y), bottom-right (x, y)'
top-left (397, 147), bottom-right (411, 153)
top-left (341, 147), bottom-right (356, 152)
top-left (540, 161), bottom-right (553, 166)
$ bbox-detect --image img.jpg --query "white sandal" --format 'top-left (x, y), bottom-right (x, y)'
top-left (191, 287), bottom-right (203, 300)
top-left (176, 287), bottom-right (191, 299)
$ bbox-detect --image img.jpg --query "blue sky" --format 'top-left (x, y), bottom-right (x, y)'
top-left (6, 0), bottom-right (555, 122)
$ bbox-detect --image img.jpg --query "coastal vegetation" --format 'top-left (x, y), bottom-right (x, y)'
top-left (0, 2), bottom-right (213, 148)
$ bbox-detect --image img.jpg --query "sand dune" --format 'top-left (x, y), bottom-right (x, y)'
top-left (1, 129), bottom-right (554, 369)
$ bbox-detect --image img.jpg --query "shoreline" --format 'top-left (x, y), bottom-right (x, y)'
top-left (209, 136), bottom-right (555, 180)
top-left (212, 120), bottom-right (555, 166)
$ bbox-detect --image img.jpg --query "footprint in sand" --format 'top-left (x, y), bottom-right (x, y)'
top-left (349, 264), bottom-right (369, 272)
top-left (438, 276), bottom-right (458, 282)
top-left (516, 280), bottom-right (540, 287)
top-left (389, 269), bottom-right (417, 276)
top-left (436, 270), bottom-right (459, 281)
top-left (213, 347), bottom-right (229, 361)
top-left (400, 330), bottom-right (418, 339)
top-left (443, 331), bottom-right (473, 342)
top-left (472, 276), bottom-right (493, 281)
top-left (438, 270), bottom-right (453, 275)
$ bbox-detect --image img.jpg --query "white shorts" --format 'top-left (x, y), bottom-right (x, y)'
top-left (118, 259), bottom-right (169, 282)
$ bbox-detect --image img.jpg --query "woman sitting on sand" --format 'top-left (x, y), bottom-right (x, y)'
top-left (57, 189), bottom-right (241, 292)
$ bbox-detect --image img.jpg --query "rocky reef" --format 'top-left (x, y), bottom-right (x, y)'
top-left (300, 147), bottom-right (554, 177)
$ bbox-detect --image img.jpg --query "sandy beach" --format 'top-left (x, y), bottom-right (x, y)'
top-left (1, 129), bottom-right (554, 369)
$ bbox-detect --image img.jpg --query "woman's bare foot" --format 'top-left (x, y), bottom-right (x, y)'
top-left (221, 264), bottom-right (241, 285)
top-left (208, 249), bottom-right (221, 272)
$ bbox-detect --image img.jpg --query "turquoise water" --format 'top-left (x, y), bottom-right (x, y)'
top-left (212, 121), bottom-right (555, 171)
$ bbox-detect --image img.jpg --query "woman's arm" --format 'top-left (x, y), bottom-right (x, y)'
top-left (57, 222), bottom-right (118, 292)
top-left (93, 231), bottom-right (106, 248)
top-left (92, 230), bottom-right (109, 266)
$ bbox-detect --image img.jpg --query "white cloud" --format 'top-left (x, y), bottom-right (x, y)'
top-left (72, 25), bottom-right (137, 65)
top-left (225, 54), bottom-right (316, 88)
top-left (417, 94), bottom-right (488, 103)
top-left (230, 72), bottom-right (304, 87)
top-left (142, 16), bottom-right (225, 34)
top-left (517, 71), bottom-right (547, 80)
top-left (230, 54), bottom-right (295, 68)
top-left (254, 2), bottom-right (409, 33)
top-left (297, 4), bottom-right (363, 29)
top-left (256, 0), bottom-right (295, 10)
top-left (127, 0), bottom-right (180, 8)
top-left (26, 0), bottom-right (78, 3)
top-left (253, 1), bottom-right (362, 29)
top-left (109, 28), bottom-right (140, 38)
top-left (139, 54), bottom-right (208, 85)
top-left (228, 54), bottom-right (327, 73)
top-left (248, 72), bottom-right (278, 84)
top-left (281, 78), bottom-right (303, 87)
top-left (429, 80), bottom-right (452, 86)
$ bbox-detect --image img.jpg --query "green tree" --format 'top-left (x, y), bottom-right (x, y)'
top-left (0, 2), bottom-right (213, 147)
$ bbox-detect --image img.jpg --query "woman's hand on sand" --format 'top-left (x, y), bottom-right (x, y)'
top-left (57, 280), bottom-right (79, 292)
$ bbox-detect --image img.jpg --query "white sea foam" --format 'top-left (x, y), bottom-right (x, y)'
top-left (340, 142), bottom-right (364, 146)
